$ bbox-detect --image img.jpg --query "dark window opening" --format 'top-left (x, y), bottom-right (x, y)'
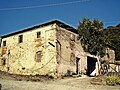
top-left (3, 59), bottom-right (6, 65)
top-left (35, 51), bottom-right (42, 62)
top-left (37, 32), bottom-right (41, 38)
top-left (3, 41), bottom-right (6, 47)
top-left (2, 58), bottom-right (6, 65)
top-left (76, 57), bottom-right (80, 74)
top-left (19, 35), bottom-right (23, 43)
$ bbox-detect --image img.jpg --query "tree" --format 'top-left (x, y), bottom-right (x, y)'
top-left (103, 25), bottom-right (120, 60)
top-left (78, 18), bottom-right (105, 57)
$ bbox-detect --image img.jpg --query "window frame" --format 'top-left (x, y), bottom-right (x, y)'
top-left (1, 57), bottom-right (6, 65)
top-left (18, 35), bottom-right (23, 43)
top-left (35, 51), bottom-right (42, 62)
top-left (3, 40), bottom-right (6, 47)
top-left (37, 32), bottom-right (41, 38)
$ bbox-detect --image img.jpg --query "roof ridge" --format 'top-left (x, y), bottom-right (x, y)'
top-left (1, 20), bottom-right (77, 38)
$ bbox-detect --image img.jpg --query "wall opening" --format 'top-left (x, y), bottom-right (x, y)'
top-left (18, 35), bottom-right (23, 43)
top-left (1, 57), bottom-right (6, 65)
top-left (37, 32), bottom-right (41, 38)
top-left (3, 41), bottom-right (6, 47)
top-left (76, 57), bottom-right (80, 75)
top-left (86, 56), bottom-right (97, 76)
top-left (35, 51), bottom-right (42, 62)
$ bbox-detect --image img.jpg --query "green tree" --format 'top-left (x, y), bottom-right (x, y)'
top-left (103, 25), bottom-right (120, 60)
top-left (78, 18), bottom-right (105, 57)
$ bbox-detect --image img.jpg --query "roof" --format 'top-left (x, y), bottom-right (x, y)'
top-left (1, 20), bottom-right (78, 38)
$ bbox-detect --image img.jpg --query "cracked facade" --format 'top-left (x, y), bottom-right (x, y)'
top-left (0, 20), bottom-right (84, 76)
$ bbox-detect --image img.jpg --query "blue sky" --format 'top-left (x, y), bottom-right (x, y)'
top-left (0, 0), bottom-right (120, 36)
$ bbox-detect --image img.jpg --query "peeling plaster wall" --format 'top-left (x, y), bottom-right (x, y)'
top-left (102, 48), bottom-right (115, 62)
top-left (102, 48), bottom-right (116, 72)
top-left (0, 24), bottom-right (57, 76)
top-left (56, 26), bottom-right (84, 75)
top-left (0, 23), bottom-right (85, 76)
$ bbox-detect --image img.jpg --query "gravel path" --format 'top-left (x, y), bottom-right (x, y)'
top-left (0, 76), bottom-right (120, 90)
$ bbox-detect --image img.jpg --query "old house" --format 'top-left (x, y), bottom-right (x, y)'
top-left (0, 20), bottom-right (117, 77)
top-left (0, 20), bottom-right (85, 76)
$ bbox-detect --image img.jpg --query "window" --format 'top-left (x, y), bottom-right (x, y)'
top-left (3, 41), bottom-right (6, 46)
top-left (1, 57), bottom-right (6, 65)
top-left (37, 32), bottom-right (41, 38)
top-left (35, 51), bottom-right (42, 62)
top-left (19, 35), bottom-right (23, 43)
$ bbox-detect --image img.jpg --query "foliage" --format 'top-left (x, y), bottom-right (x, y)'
top-left (78, 18), bottom-right (120, 60)
top-left (105, 76), bottom-right (120, 86)
top-left (103, 25), bottom-right (120, 60)
top-left (78, 18), bottom-right (105, 57)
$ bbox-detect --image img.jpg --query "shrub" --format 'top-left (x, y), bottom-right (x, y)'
top-left (105, 76), bottom-right (120, 86)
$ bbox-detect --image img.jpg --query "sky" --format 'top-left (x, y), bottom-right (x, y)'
top-left (0, 0), bottom-right (120, 36)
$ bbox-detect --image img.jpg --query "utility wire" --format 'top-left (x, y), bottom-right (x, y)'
top-left (0, 0), bottom-right (90, 11)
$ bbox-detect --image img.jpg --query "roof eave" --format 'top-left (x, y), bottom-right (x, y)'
top-left (1, 20), bottom-right (78, 38)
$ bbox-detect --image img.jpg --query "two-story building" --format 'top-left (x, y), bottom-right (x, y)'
top-left (0, 20), bottom-right (85, 77)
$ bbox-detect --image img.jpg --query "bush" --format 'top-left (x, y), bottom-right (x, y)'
top-left (105, 76), bottom-right (120, 86)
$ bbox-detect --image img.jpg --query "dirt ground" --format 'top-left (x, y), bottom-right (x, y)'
top-left (0, 74), bottom-right (120, 90)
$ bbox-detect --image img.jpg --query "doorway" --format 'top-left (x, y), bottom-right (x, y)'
top-left (87, 56), bottom-right (97, 76)
top-left (76, 57), bottom-right (80, 75)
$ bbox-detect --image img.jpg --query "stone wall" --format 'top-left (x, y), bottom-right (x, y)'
top-left (0, 23), bottom-right (85, 76)
top-left (102, 48), bottom-right (115, 62)
top-left (56, 26), bottom-right (84, 75)
top-left (0, 24), bottom-right (57, 76)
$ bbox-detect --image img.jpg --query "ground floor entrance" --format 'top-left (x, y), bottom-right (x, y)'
top-left (87, 56), bottom-right (97, 76)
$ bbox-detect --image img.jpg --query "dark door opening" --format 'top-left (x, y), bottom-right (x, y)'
top-left (76, 57), bottom-right (80, 75)
top-left (87, 56), bottom-right (97, 76)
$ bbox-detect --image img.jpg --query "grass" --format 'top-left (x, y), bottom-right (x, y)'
top-left (105, 76), bottom-right (120, 86)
